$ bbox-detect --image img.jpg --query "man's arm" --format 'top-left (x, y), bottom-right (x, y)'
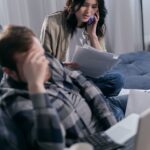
top-left (30, 93), bottom-right (65, 150)
top-left (21, 49), bottom-right (65, 150)
top-left (67, 70), bottom-right (117, 130)
top-left (49, 54), bottom-right (116, 129)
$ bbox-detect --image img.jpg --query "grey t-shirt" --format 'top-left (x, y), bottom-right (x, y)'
top-left (65, 28), bottom-right (90, 62)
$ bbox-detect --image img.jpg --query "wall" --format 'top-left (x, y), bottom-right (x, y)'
top-left (0, 0), bottom-right (149, 52)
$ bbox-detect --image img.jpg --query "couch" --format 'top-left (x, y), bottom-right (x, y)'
top-left (110, 51), bottom-right (150, 89)
top-left (0, 51), bottom-right (150, 89)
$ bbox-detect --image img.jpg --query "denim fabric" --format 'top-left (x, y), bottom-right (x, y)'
top-left (107, 95), bottom-right (128, 121)
top-left (91, 72), bottom-right (124, 97)
top-left (88, 72), bottom-right (126, 121)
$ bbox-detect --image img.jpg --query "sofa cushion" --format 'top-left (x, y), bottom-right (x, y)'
top-left (110, 51), bottom-right (150, 89)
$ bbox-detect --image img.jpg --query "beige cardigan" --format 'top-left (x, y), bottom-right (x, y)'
top-left (40, 11), bottom-right (106, 61)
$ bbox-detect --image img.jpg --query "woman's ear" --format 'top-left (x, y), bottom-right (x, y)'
top-left (2, 67), bottom-right (18, 81)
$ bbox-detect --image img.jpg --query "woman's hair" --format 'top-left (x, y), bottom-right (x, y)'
top-left (64, 0), bottom-right (107, 37)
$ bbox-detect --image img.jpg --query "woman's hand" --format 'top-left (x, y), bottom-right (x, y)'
top-left (63, 62), bottom-right (80, 70)
top-left (86, 12), bottom-right (104, 50)
top-left (87, 12), bottom-right (99, 38)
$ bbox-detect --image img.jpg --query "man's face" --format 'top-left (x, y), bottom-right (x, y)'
top-left (13, 37), bottom-right (50, 82)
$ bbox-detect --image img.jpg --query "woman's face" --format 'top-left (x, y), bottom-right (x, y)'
top-left (75, 0), bottom-right (99, 26)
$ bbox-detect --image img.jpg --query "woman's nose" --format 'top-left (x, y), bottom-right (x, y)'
top-left (85, 6), bottom-right (92, 14)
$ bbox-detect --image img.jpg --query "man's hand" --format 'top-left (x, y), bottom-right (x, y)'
top-left (23, 50), bottom-right (51, 93)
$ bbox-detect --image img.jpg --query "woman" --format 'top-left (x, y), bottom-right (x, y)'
top-left (40, 0), bottom-right (126, 120)
top-left (40, 0), bottom-right (124, 96)
top-left (41, 0), bottom-right (107, 62)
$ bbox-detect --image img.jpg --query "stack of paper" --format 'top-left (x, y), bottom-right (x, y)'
top-left (72, 46), bottom-right (118, 78)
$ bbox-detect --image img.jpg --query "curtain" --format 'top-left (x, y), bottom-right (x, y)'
top-left (105, 0), bottom-right (143, 54)
top-left (0, 0), bottom-right (147, 53)
top-left (0, 0), bottom-right (66, 37)
top-left (143, 0), bottom-right (150, 50)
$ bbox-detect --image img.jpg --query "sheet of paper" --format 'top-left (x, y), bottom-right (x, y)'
top-left (126, 89), bottom-right (150, 116)
top-left (72, 46), bottom-right (118, 78)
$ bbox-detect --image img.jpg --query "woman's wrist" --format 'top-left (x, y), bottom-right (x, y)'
top-left (88, 35), bottom-right (103, 50)
top-left (89, 34), bottom-right (98, 41)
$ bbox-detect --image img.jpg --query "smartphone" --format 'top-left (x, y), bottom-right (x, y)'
top-left (87, 16), bottom-right (95, 25)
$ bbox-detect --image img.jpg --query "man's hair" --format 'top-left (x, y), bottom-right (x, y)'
top-left (64, 0), bottom-right (107, 37)
top-left (0, 25), bottom-right (35, 70)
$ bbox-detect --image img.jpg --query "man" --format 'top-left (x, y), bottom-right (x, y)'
top-left (0, 25), bottom-right (123, 150)
top-left (0, 25), bottom-right (65, 150)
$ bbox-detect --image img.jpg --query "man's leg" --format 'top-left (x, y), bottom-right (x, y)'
top-left (87, 72), bottom-right (126, 121)
top-left (106, 95), bottom-right (128, 121)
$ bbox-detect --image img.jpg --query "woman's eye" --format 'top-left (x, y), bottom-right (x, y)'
top-left (92, 5), bottom-right (98, 9)
top-left (82, 3), bottom-right (88, 7)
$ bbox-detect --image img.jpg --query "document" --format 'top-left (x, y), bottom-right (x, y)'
top-left (126, 89), bottom-right (150, 116)
top-left (72, 46), bottom-right (118, 78)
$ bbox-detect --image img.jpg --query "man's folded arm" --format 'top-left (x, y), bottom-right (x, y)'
top-left (30, 93), bottom-right (65, 150)
top-left (67, 70), bottom-right (117, 129)
top-left (11, 93), bottom-right (65, 150)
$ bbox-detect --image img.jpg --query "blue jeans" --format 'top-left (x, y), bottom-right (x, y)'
top-left (89, 72), bottom-right (127, 121)
top-left (90, 72), bottom-right (124, 97)
top-left (107, 95), bottom-right (128, 121)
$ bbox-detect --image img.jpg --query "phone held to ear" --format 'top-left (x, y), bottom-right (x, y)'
top-left (87, 16), bottom-right (95, 25)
